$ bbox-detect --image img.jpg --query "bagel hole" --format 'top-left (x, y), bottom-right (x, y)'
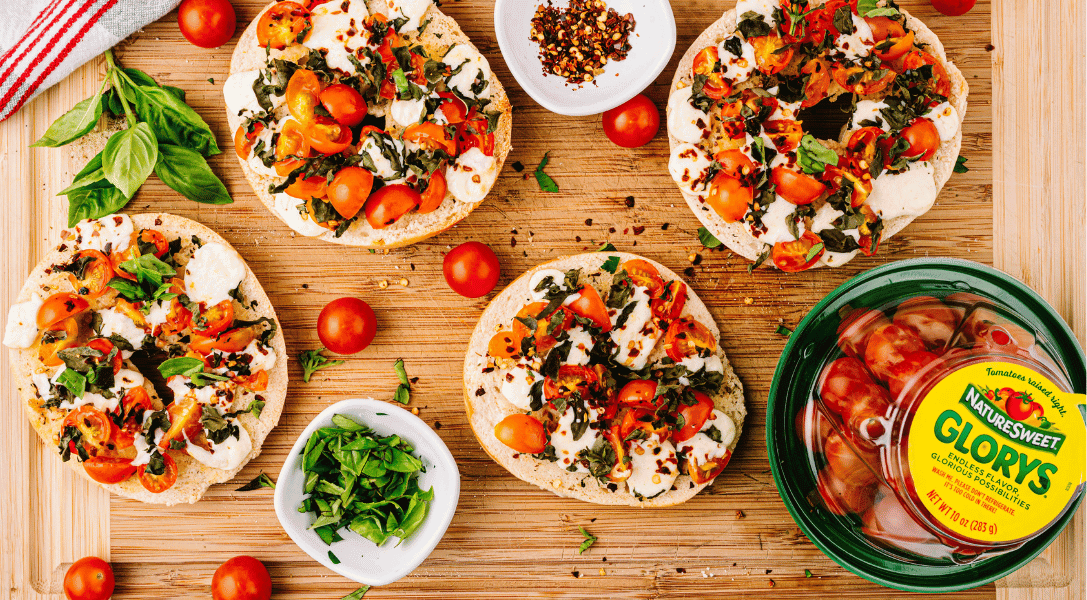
top-left (797, 94), bottom-right (855, 142)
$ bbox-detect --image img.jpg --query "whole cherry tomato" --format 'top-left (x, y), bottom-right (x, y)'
top-left (930, 0), bottom-right (976, 16)
top-left (836, 308), bottom-right (892, 359)
top-left (177, 0), bottom-right (236, 49)
top-left (602, 94), bottom-right (660, 148)
top-left (493, 414), bottom-right (547, 454)
top-left (892, 296), bottom-right (959, 350)
top-left (900, 118), bottom-right (941, 161)
top-left (443, 241), bottom-right (500, 298)
top-left (317, 297), bottom-right (377, 354)
top-left (63, 556), bottom-right (114, 600)
top-left (817, 466), bottom-right (877, 516)
top-left (212, 556), bottom-right (272, 600)
top-left (825, 429), bottom-right (881, 488)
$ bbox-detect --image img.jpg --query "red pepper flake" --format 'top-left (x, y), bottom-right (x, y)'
top-left (624, 196), bottom-right (635, 207)
top-left (632, 225), bottom-right (645, 235)
top-left (529, 0), bottom-right (636, 85)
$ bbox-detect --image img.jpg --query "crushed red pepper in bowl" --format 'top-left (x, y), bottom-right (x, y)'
top-left (529, 0), bottom-right (636, 85)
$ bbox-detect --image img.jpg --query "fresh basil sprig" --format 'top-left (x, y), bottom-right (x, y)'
top-left (33, 49), bottom-right (231, 227)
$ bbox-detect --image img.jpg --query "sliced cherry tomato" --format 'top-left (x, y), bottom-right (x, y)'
top-left (178, 0), bottom-right (236, 49)
top-left (620, 259), bottom-right (664, 295)
top-left (831, 62), bottom-right (897, 96)
top-left (514, 302), bottom-right (572, 353)
top-left (863, 323), bottom-right (928, 384)
top-left (493, 414), bottom-right (546, 454)
top-left (364, 184), bottom-right (422, 229)
top-left (417, 168), bottom-right (447, 214)
top-left (274, 119), bottom-right (311, 176)
top-left (319, 83), bottom-right (367, 127)
top-left (687, 448), bottom-right (731, 484)
top-left (617, 407), bottom-right (670, 443)
top-left (544, 365), bottom-right (598, 401)
top-left (304, 115), bottom-right (352, 154)
top-left (67, 250), bottom-right (114, 297)
top-left (772, 230), bottom-right (825, 272)
top-left (443, 241), bottom-right (501, 298)
top-left (692, 46), bottom-right (730, 99)
top-left (750, 34), bottom-right (794, 74)
top-left (867, 16), bottom-right (915, 62)
top-left (764, 118), bottom-right (804, 153)
top-left (403, 121), bottom-right (457, 155)
top-left (817, 465), bottom-right (877, 515)
top-left (818, 356), bottom-right (879, 416)
top-left (137, 451), bottom-right (179, 493)
top-left (892, 296), bottom-right (959, 350)
top-left (86, 337), bottom-right (122, 375)
top-left (488, 330), bottom-right (521, 358)
top-left (317, 297), bottom-right (377, 355)
top-left (771, 166), bottom-right (826, 205)
top-left (706, 171), bottom-right (752, 222)
top-left (234, 369), bottom-right (269, 392)
top-left (603, 427), bottom-right (631, 482)
top-left (650, 280), bottom-right (688, 323)
top-left (159, 397), bottom-right (204, 449)
top-left (900, 49), bottom-right (951, 97)
top-left (38, 292), bottom-right (89, 328)
top-left (234, 122), bottom-right (265, 160)
top-left (663, 317), bottom-right (716, 361)
top-left (455, 114), bottom-right (495, 156)
top-left (715, 148), bottom-right (756, 179)
top-left (900, 117), bottom-right (940, 161)
top-left (63, 556), bottom-right (115, 600)
top-left (836, 307), bottom-right (892, 358)
top-left (436, 92), bottom-right (468, 124)
top-left (256, 2), bottom-right (311, 50)
top-left (83, 456), bottom-right (137, 485)
top-left (110, 386), bottom-right (154, 450)
top-left (284, 173), bottom-right (328, 201)
top-left (63, 406), bottom-right (113, 456)
top-left (325, 166), bottom-right (374, 220)
top-left (567, 284), bottom-right (611, 332)
top-left (194, 299), bottom-right (234, 336)
top-left (38, 316), bottom-right (82, 366)
top-left (212, 556), bottom-right (273, 600)
top-left (801, 58), bottom-right (831, 107)
top-left (617, 379), bottom-right (661, 411)
top-left (602, 94), bottom-right (660, 148)
top-left (673, 390), bottom-right (715, 443)
top-left (138, 229), bottom-right (170, 258)
top-left (190, 326), bottom-right (259, 355)
top-left (825, 429), bottom-right (881, 487)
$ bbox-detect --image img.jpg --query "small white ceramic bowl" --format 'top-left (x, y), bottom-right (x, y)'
top-left (494, 0), bottom-right (676, 116)
top-left (273, 398), bottom-right (460, 587)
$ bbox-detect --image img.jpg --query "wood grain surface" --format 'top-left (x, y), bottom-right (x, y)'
top-left (0, 0), bottom-right (1082, 599)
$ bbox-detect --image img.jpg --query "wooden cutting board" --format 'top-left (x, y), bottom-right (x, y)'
top-left (2, 0), bottom-right (1082, 598)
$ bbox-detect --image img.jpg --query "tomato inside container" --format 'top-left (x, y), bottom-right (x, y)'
top-left (797, 292), bottom-right (1086, 564)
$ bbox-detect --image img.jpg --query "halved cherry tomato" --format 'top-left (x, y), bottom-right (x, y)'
top-left (86, 338), bottom-right (122, 375)
top-left (274, 120), bottom-right (311, 176)
top-left (488, 331), bottom-right (521, 358)
top-left (801, 58), bottom-right (831, 107)
top-left (673, 390), bottom-right (715, 443)
top-left (235, 369), bottom-right (270, 392)
top-left (256, 2), bottom-right (311, 50)
top-left (617, 407), bottom-right (670, 442)
top-left (319, 83), bottom-right (367, 127)
top-left (900, 117), bottom-right (940, 161)
top-left (67, 250), bottom-right (114, 298)
top-left (138, 229), bottom-right (170, 258)
top-left (404, 122), bottom-right (457, 156)
top-left (750, 34), bottom-right (794, 75)
top-left (863, 323), bottom-right (928, 384)
top-left (63, 405), bottom-right (113, 456)
top-left (493, 414), bottom-right (546, 454)
top-left (818, 465), bottom-right (877, 515)
top-left (603, 427), bottom-right (631, 482)
top-left (772, 230), bottom-right (825, 272)
top-left (692, 46), bottom-right (730, 99)
top-left (892, 296), bottom-right (959, 350)
top-left (284, 173), bottom-right (328, 200)
top-left (83, 456), bottom-right (137, 484)
top-left (867, 17), bottom-right (914, 62)
top-left (620, 259), bottom-right (664, 296)
top-left (831, 62), bottom-right (897, 96)
top-left (687, 447), bottom-right (731, 484)
top-left (286, 69), bottom-right (321, 123)
top-left (617, 379), bottom-right (660, 411)
top-left (771, 166), bottom-right (826, 205)
top-left (417, 168), bottom-right (447, 214)
top-left (544, 365), bottom-right (598, 401)
top-left (663, 317), bottom-right (716, 361)
top-left (160, 397), bottom-right (203, 450)
top-left (818, 356), bottom-right (879, 416)
top-left (883, 349), bottom-right (940, 398)
top-left (326, 166), bottom-right (374, 220)
top-left (514, 302), bottom-right (573, 353)
top-left (189, 326), bottom-right (259, 355)
top-left (38, 292), bottom-right (89, 328)
top-left (38, 317), bottom-right (82, 366)
top-left (234, 122), bottom-right (265, 160)
top-left (364, 184), bottom-right (422, 229)
top-left (110, 386), bottom-right (154, 450)
top-left (194, 300), bottom-right (234, 336)
top-left (825, 429), bottom-right (880, 487)
top-left (436, 92), bottom-right (467, 124)
top-left (706, 171), bottom-right (751, 222)
top-left (304, 115), bottom-right (352, 154)
top-left (567, 285), bottom-right (611, 332)
top-left (837, 307), bottom-right (892, 358)
top-left (715, 148), bottom-right (756, 179)
top-left (455, 114), bottom-right (495, 156)
top-left (137, 452), bottom-right (179, 494)
top-left (650, 281), bottom-right (688, 323)
top-left (900, 49), bottom-right (951, 97)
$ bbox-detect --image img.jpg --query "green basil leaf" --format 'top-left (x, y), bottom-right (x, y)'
top-left (56, 368), bottom-right (87, 398)
top-left (698, 226), bottom-right (723, 249)
top-left (158, 356), bottom-right (204, 379)
top-left (58, 152), bottom-right (111, 195)
top-left (129, 84), bottom-right (220, 156)
top-left (122, 67), bottom-right (158, 88)
top-left (340, 587), bottom-right (370, 600)
top-left (154, 143), bottom-right (232, 205)
top-left (102, 123), bottom-right (158, 198)
top-left (600, 255), bottom-right (620, 274)
top-left (535, 151), bottom-right (558, 192)
top-left (31, 94), bottom-right (103, 147)
top-left (393, 358), bottom-right (409, 386)
top-left (65, 183), bottom-right (129, 227)
top-left (954, 155), bottom-right (969, 173)
top-left (236, 472), bottom-right (276, 491)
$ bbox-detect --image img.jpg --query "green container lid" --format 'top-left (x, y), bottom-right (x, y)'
top-left (767, 258), bottom-right (1085, 593)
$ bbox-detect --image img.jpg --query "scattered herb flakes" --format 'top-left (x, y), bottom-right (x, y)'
top-left (805, 569), bottom-right (813, 578)
top-left (341, 587), bottom-right (370, 600)
top-left (393, 358), bottom-right (411, 404)
top-left (954, 154), bottom-right (970, 173)
top-left (328, 551), bottom-right (341, 564)
top-left (298, 347), bottom-right (345, 383)
top-left (535, 151), bottom-right (559, 192)
top-left (236, 472), bottom-right (276, 491)
top-left (698, 227), bottom-right (723, 249)
top-left (600, 255), bottom-right (620, 274)
top-left (775, 324), bottom-right (793, 338)
top-left (207, 77), bottom-right (215, 84)
top-left (578, 526), bottom-right (597, 554)
top-left (597, 242), bottom-right (617, 252)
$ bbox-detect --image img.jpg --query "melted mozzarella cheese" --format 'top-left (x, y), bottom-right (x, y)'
top-left (384, 0), bottom-right (431, 33)
top-left (303, 0), bottom-right (371, 75)
top-left (627, 435), bottom-right (679, 499)
top-left (528, 269), bottom-right (570, 302)
top-left (58, 369), bottom-right (144, 413)
top-left (609, 285), bottom-right (659, 371)
top-left (74, 214), bottom-right (133, 253)
top-left (810, 202), bottom-right (844, 233)
top-left (446, 147), bottom-right (497, 203)
top-left (97, 307), bottom-right (147, 349)
top-left (390, 96), bottom-right (427, 128)
top-left (360, 135), bottom-right (405, 180)
top-left (272, 193), bottom-right (328, 237)
top-left (500, 364), bottom-right (541, 411)
top-left (565, 326), bottom-right (595, 366)
top-left (246, 124), bottom-right (278, 177)
top-left (834, 12), bottom-right (874, 61)
top-left (131, 430), bottom-right (156, 466)
top-left (753, 197), bottom-right (801, 244)
top-left (223, 70), bottom-right (272, 119)
top-left (667, 85), bottom-right (710, 144)
top-left (33, 371), bottom-right (54, 401)
top-left (549, 403), bottom-right (602, 472)
top-left (184, 242), bottom-right (247, 306)
top-left (444, 44), bottom-right (491, 100)
top-left (186, 423), bottom-right (253, 471)
top-left (736, 0), bottom-right (779, 25)
top-left (3, 294), bottom-right (42, 348)
top-left (243, 340), bottom-right (277, 372)
top-left (669, 143), bottom-right (713, 194)
top-left (169, 376), bottom-right (234, 408)
top-left (144, 299), bottom-right (171, 333)
top-left (717, 35), bottom-right (757, 83)
top-left (677, 354), bottom-right (724, 385)
top-left (923, 102), bottom-right (960, 142)
top-left (767, 91), bottom-right (803, 122)
top-left (867, 162), bottom-right (938, 220)
top-left (820, 248), bottom-right (859, 267)
top-left (850, 100), bottom-right (890, 131)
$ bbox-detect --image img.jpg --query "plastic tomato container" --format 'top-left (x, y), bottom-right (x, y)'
top-left (768, 258), bottom-right (1085, 592)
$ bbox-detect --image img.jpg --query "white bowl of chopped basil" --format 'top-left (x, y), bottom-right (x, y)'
top-left (273, 398), bottom-right (460, 586)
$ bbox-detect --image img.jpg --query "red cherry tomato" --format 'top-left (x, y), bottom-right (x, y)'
top-left (817, 466), bottom-right (877, 515)
top-left (687, 447), bottom-right (731, 484)
top-left (825, 429), bottom-right (880, 487)
top-left (861, 493), bottom-right (937, 550)
top-left (317, 297), bottom-right (377, 354)
top-left (212, 556), bottom-right (273, 600)
top-left (63, 406), bottom-right (113, 456)
top-left (771, 166), bottom-right (826, 205)
top-left (617, 379), bottom-right (660, 411)
top-left (602, 94), bottom-right (660, 148)
top-left (455, 113), bottom-right (495, 156)
top-left (177, 0), bottom-right (236, 48)
top-left (63, 556), bottom-right (115, 600)
top-left (800, 58), bottom-right (831, 107)
top-left (67, 250), bottom-right (114, 298)
top-left (619, 259), bottom-right (664, 295)
top-left (304, 115), bottom-right (352, 155)
top-left (866, 16), bottom-right (915, 62)
top-left (39, 317), bottom-right (82, 366)
top-left (286, 68), bottom-right (321, 123)
top-left (442, 241), bottom-right (501, 298)
top-left (771, 230), bottom-right (825, 272)
top-left (883, 349), bottom-right (941, 398)
top-left (493, 414), bottom-right (547, 454)
top-left (544, 365), bottom-right (599, 401)
top-left (85, 337), bottom-right (122, 375)
top-left (158, 396), bottom-right (204, 450)
top-left (692, 46), bottom-right (730, 99)
top-left (836, 308), bottom-right (893, 358)
top-left (750, 34), bottom-right (794, 74)
top-left (38, 292), bottom-right (89, 328)
top-left (110, 386), bottom-right (155, 449)
top-left (900, 118), bottom-right (941, 161)
top-left (900, 50), bottom-right (952, 97)
top-left (706, 171), bottom-right (752, 222)
top-left (567, 284), bottom-right (612, 332)
top-left (930, 0), bottom-right (976, 16)
top-left (364, 184), bottom-right (421, 229)
top-left (672, 390), bottom-right (715, 443)
top-left (319, 83), bottom-right (368, 127)
top-left (256, 2), bottom-right (310, 50)
top-left (844, 384), bottom-right (893, 441)
top-left (417, 168), bottom-right (447, 214)
top-left (818, 357), bottom-right (879, 416)
top-left (326, 167), bottom-right (374, 220)
top-left (794, 400), bottom-right (834, 453)
top-left (82, 456), bottom-right (137, 485)
top-left (235, 122), bottom-right (264, 159)
top-left (831, 63), bottom-right (897, 96)
top-left (274, 119), bottom-right (311, 176)
top-left (189, 326), bottom-right (259, 354)
top-left (284, 173), bottom-right (328, 202)
top-left (663, 317), bottom-right (717, 361)
top-left (650, 280), bottom-right (688, 323)
top-left (137, 452), bottom-right (179, 494)
top-left (864, 324), bottom-right (928, 384)
top-left (193, 299), bottom-right (234, 336)
top-left (403, 122), bottom-right (457, 155)
top-left (892, 296), bottom-right (960, 350)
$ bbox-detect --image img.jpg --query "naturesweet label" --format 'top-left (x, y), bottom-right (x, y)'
top-left (908, 362), bottom-right (1086, 544)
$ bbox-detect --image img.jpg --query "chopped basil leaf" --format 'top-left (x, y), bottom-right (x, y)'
top-left (298, 347), bottom-right (345, 383)
top-left (698, 227), bottom-right (723, 249)
top-left (577, 526), bottom-right (597, 554)
top-left (535, 151), bottom-right (559, 192)
top-left (236, 472), bottom-right (276, 491)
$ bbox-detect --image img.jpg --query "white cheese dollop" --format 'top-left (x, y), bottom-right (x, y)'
top-left (867, 162), bottom-right (938, 220)
top-left (303, 0), bottom-right (371, 75)
top-left (528, 269), bottom-right (570, 302)
top-left (443, 44), bottom-right (491, 100)
top-left (223, 70), bottom-right (272, 119)
top-left (359, 134), bottom-right (406, 180)
top-left (669, 143), bottom-right (714, 194)
top-left (3, 294), bottom-right (43, 349)
top-left (922, 101), bottom-right (960, 142)
top-left (627, 435), bottom-right (679, 499)
top-left (549, 403), bottom-right (602, 473)
top-left (245, 123), bottom-right (278, 177)
top-left (667, 85), bottom-right (710, 144)
top-left (676, 354), bottom-right (724, 385)
top-left (565, 326), bottom-right (595, 366)
top-left (273, 193), bottom-right (328, 237)
top-left (717, 35), bottom-right (757, 83)
top-left (58, 369), bottom-right (144, 413)
top-left (609, 285), bottom-right (660, 371)
top-left (74, 214), bottom-right (133, 253)
top-left (446, 147), bottom-right (497, 204)
top-left (97, 307), bottom-right (146, 349)
top-left (810, 202), bottom-right (844, 234)
top-left (383, 0), bottom-right (432, 33)
top-left (243, 340), bottom-right (277, 372)
top-left (389, 96), bottom-right (427, 128)
top-left (850, 100), bottom-right (890, 131)
top-left (768, 94), bottom-right (803, 122)
top-left (500, 364), bottom-right (541, 411)
top-left (736, 0), bottom-right (779, 26)
top-left (184, 242), bottom-right (247, 307)
top-left (820, 248), bottom-right (859, 267)
top-left (833, 12), bottom-right (874, 61)
top-left (753, 197), bottom-right (802, 244)
top-left (185, 423), bottom-right (253, 471)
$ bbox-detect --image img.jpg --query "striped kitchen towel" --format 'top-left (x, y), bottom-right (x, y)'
top-left (0, 0), bottom-right (180, 122)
